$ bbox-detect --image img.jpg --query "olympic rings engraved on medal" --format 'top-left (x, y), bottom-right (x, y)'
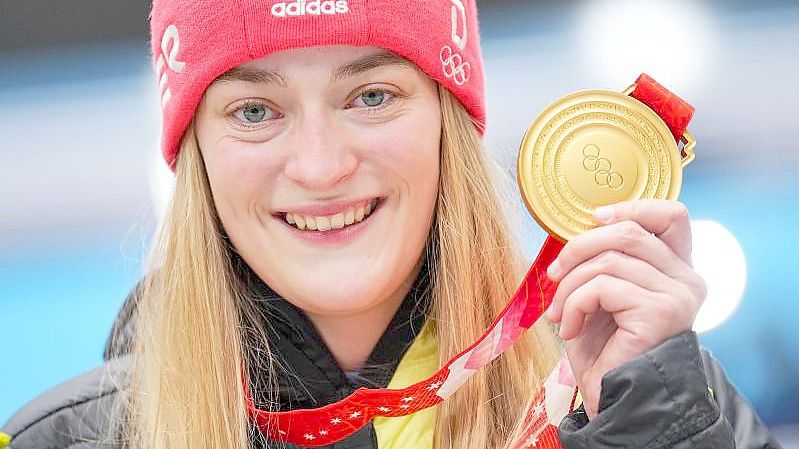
top-left (521, 92), bottom-right (679, 240)
top-left (439, 45), bottom-right (471, 86)
top-left (582, 144), bottom-right (624, 189)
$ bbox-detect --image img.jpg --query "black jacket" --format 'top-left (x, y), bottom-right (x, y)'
top-left (1, 262), bottom-right (784, 448)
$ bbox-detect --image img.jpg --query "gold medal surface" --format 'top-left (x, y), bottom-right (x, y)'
top-left (517, 89), bottom-right (695, 242)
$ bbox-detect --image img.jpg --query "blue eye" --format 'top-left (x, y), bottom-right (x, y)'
top-left (359, 90), bottom-right (385, 107)
top-left (242, 104), bottom-right (267, 123)
top-left (233, 101), bottom-right (277, 126)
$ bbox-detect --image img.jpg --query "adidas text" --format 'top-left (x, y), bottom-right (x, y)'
top-left (271, 0), bottom-right (349, 17)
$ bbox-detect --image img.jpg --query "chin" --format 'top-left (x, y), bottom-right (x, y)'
top-left (239, 222), bottom-right (422, 318)
top-left (286, 282), bottom-right (385, 317)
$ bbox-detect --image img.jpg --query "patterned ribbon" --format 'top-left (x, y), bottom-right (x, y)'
top-left (245, 237), bottom-right (564, 446)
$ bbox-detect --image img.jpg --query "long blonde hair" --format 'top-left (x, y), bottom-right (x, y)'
top-left (125, 85), bottom-right (560, 449)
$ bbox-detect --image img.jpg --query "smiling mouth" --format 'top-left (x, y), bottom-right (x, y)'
top-left (278, 198), bottom-right (381, 231)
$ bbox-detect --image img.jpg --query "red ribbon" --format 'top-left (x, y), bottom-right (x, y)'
top-left (246, 237), bottom-right (564, 446)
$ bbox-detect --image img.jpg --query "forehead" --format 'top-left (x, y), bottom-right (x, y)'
top-left (215, 45), bottom-right (420, 87)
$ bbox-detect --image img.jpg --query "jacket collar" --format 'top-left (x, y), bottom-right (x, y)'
top-left (237, 255), bottom-right (432, 411)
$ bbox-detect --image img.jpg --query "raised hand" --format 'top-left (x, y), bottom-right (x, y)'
top-left (545, 199), bottom-right (708, 419)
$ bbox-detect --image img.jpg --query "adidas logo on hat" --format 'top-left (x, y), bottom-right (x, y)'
top-left (271, 0), bottom-right (349, 17)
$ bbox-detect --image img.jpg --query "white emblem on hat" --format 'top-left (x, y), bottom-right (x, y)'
top-left (450, 0), bottom-right (467, 50)
top-left (441, 0), bottom-right (470, 86)
top-left (157, 24), bottom-right (187, 109)
top-left (271, 0), bottom-right (349, 17)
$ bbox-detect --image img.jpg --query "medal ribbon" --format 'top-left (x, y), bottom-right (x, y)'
top-left (245, 73), bottom-right (694, 447)
top-left (628, 73), bottom-right (696, 142)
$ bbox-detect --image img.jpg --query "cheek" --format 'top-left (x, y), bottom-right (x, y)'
top-left (202, 138), bottom-right (284, 223)
top-left (362, 111), bottom-right (442, 190)
top-left (368, 113), bottom-right (441, 250)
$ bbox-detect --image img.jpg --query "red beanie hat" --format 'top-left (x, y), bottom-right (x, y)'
top-left (149, 0), bottom-right (486, 169)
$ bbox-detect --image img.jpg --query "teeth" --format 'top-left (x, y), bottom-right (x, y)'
top-left (330, 213), bottom-right (345, 229)
top-left (294, 215), bottom-right (306, 230)
top-left (305, 216), bottom-right (318, 230)
top-left (284, 199), bottom-right (379, 232)
top-left (316, 216), bottom-right (331, 231)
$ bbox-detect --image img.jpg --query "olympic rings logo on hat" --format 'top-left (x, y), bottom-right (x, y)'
top-left (439, 0), bottom-right (471, 86)
top-left (440, 45), bottom-right (471, 86)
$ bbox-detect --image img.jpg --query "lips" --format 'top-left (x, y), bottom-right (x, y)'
top-left (284, 198), bottom-right (378, 231)
top-left (274, 197), bottom-right (383, 232)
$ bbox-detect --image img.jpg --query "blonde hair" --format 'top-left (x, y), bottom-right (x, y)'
top-left (125, 85), bottom-right (560, 449)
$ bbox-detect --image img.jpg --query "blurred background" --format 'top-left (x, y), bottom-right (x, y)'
top-left (1, 0), bottom-right (797, 445)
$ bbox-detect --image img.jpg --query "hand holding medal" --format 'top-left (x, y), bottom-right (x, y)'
top-left (517, 74), bottom-right (709, 419)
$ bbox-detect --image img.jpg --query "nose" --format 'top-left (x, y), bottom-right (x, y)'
top-left (283, 108), bottom-right (359, 192)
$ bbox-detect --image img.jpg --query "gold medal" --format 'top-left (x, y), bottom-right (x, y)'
top-left (517, 83), bottom-right (696, 242)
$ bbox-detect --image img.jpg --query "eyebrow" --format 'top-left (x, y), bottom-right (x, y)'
top-left (331, 50), bottom-right (415, 81)
top-left (217, 66), bottom-right (286, 86)
top-left (215, 50), bottom-right (415, 86)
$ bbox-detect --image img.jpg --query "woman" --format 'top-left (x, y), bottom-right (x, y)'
top-left (0, 0), bottom-right (782, 448)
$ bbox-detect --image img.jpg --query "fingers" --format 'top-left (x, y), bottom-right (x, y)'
top-left (547, 250), bottom-right (676, 323)
top-left (558, 275), bottom-right (652, 340)
top-left (593, 199), bottom-right (693, 265)
top-left (542, 199), bottom-right (706, 342)
top-left (548, 219), bottom-right (687, 282)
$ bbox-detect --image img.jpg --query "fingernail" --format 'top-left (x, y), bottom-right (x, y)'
top-left (593, 205), bottom-right (614, 223)
top-left (547, 259), bottom-right (562, 279)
